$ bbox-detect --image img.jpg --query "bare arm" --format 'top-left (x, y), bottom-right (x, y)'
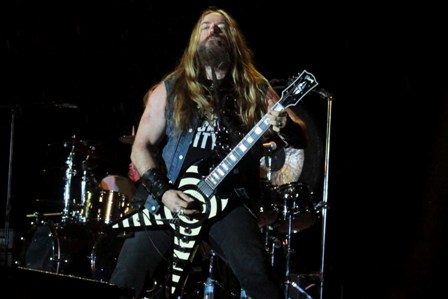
top-left (131, 82), bottom-right (198, 215)
top-left (131, 83), bottom-right (167, 175)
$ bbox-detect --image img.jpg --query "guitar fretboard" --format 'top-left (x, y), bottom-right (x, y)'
top-left (203, 108), bottom-right (281, 193)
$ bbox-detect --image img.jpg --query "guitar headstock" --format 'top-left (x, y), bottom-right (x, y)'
top-left (277, 70), bottom-right (318, 109)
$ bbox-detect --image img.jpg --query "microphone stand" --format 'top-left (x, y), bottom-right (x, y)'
top-left (318, 91), bottom-right (334, 299)
top-left (2, 105), bottom-right (17, 266)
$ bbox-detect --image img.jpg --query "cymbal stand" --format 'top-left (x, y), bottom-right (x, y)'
top-left (79, 151), bottom-right (96, 222)
top-left (203, 249), bottom-right (224, 298)
top-left (283, 207), bottom-right (314, 299)
top-left (62, 143), bottom-right (76, 222)
top-left (79, 161), bottom-right (89, 223)
top-left (262, 224), bottom-right (281, 268)
top-left (261, 143), bottom-right (280, 266)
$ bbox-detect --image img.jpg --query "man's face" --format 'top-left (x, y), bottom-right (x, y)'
top-left (197, 13), bottom-right (230, 68)
top-left (199, 12), bottom-right (228, 44)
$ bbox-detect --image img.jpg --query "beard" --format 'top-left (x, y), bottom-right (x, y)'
top-left (198, 37), bottom-right (231, 69)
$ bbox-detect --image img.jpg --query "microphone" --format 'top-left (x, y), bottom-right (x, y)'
top-left (52, 102), bottom-right (79, 109)
top-left (262, 141), bottom-right (277, 151)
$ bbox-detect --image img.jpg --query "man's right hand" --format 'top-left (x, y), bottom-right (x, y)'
top-left (161, 189), bottom-right (200, 216)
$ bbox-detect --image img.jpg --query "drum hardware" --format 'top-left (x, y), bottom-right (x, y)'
top-left (75, 142), bottom-right (110, 163)
top-left (272, 182), bottom-right (318, 234)
top-left (262, 225), bottom-right (282, 267)
top-left (313, 200), bottom-right (327, 211)
top-left (26, 211), bottom-right (62, 217)
top-left (54, 137), bottom-right (102, 223)
top-left (202, 249), bottom-right (226, 298)
top-left (203, 250), bottom-right (216, 299)
top-left (77, 156), bottom-right (101, 223)
top-left (61, 142), bottom-right (77, 222)
top-left (26, 212), bottom-right (63, 223)
top-left (282, 205), bottom-right (315, 299)
top-left (29, 199), bottom-right (64, 222)
top-left (287, 279), bottom-right (314, 299)
top-left (258, 143), bottom-right (281, 228)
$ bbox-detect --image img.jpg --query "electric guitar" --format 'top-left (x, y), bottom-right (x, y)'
top-left (111, 70), bottom-right (318, 296)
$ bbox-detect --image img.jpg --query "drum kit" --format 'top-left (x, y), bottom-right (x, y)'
top-left (18, 135), bottom-right (135, 281)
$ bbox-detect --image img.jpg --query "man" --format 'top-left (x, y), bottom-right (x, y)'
top-left (109, 6), bottom-right (309, 299)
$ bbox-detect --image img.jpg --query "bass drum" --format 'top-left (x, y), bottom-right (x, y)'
top-left (90, 231), bottom-right (126, 282)
top-left (20, 221), bottom-right (95, 278)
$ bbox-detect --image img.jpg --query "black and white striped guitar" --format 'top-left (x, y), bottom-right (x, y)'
top-left (111, 70), bottom-right (318, 296)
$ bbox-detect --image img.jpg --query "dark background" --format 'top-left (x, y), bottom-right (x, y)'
top-left (1, 1), bottom-right (447, 298)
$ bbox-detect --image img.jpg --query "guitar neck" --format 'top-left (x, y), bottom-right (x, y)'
top-left (203, 112), bottom-right (274, 193)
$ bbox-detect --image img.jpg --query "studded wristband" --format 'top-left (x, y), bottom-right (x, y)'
top-left (140, 168), bottom-right (174, 204)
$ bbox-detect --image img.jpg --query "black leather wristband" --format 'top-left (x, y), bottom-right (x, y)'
top-left (140, 168), bottom-right (174, 204)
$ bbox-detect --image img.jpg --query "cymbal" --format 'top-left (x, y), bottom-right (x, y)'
top-left (76, 143), bottom-right (113, 162)
top-left (48, 139), bottom-right (103, 150)
top-left (119, 135), bottom-right (134, 145)
top-left (49, 139), bottom-right (112, 162)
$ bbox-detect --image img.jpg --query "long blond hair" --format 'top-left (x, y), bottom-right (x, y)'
top-left (162, 7), bottom-right (272, 131)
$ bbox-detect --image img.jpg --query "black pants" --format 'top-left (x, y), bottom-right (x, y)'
top-left (109, 206), bottom-right (283, 299)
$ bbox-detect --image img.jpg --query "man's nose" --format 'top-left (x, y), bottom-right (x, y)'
top-left (209, 24), bottom-right (220, 34)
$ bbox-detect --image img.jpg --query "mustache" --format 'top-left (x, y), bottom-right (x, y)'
top-left (205, 36), bottom-right (225, 47)
top-left (206, 34), bottom-right (223, 41)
